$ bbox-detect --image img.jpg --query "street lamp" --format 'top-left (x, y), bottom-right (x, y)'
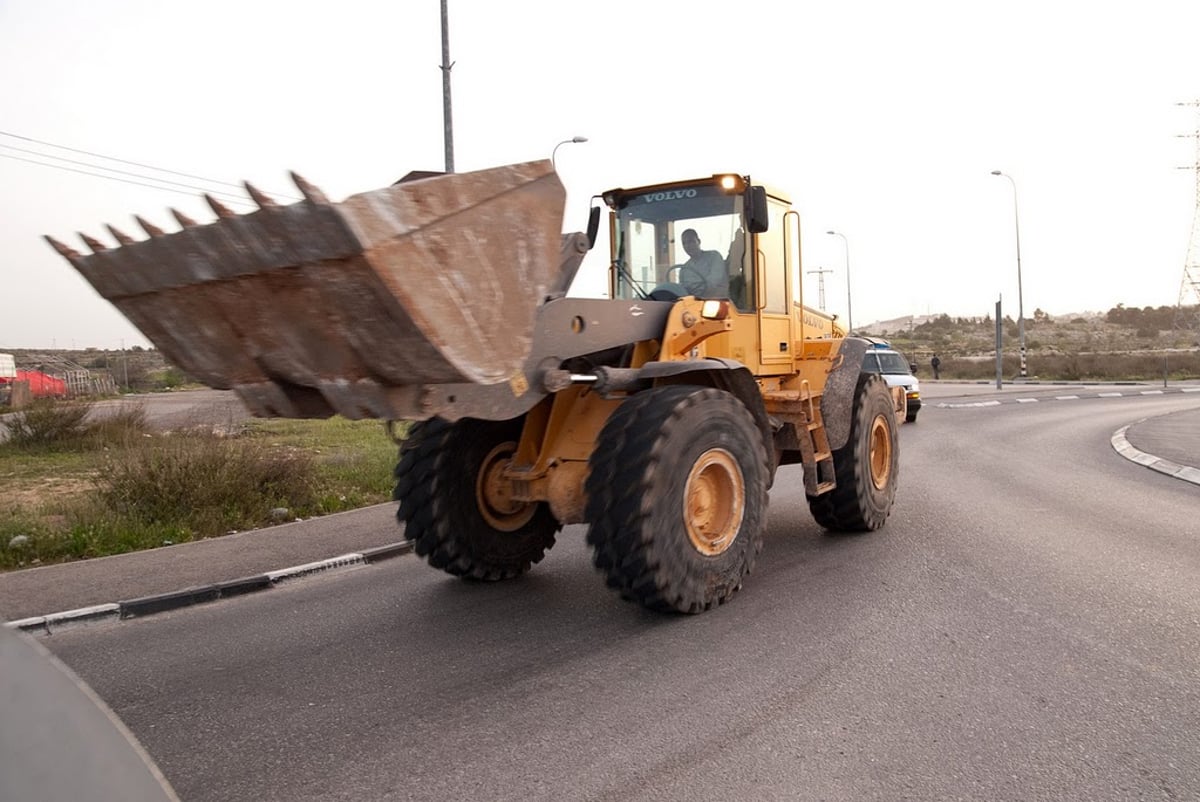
top-left (551, 136), bottom-right (588, 169)
top-left (826, 230), bottom-right (851, 334)
top-left (990, 170), bottom-right (1027, 379)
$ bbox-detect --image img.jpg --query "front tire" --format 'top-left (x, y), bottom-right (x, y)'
top-left (807, 373), bottom-right (899, 532)
top-left (585, 386), bottom-right (769, 613)
top-left (394, 417), bottom-right (559, 581)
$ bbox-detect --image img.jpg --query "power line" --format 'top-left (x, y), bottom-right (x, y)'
top-left (0, 129), bottom-right (302, 202)
top-left (0, 152), bottom-right (258, 205)
top-left (0, 145), bottom-right (258, 205)
top-left (0, 129), bottom-right (247, 191)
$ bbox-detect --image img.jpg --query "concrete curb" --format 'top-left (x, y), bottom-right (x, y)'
top-left (1111, 425), bottom-right (1200, 487)
top-left (6, 541), bottom-right (413, 635)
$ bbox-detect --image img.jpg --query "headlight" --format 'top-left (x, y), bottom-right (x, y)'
top-left (715, 174), bottom-right (745, 193)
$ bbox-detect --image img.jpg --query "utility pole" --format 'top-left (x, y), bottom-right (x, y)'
top-left (806, 267), bottom-right (833, 311)
top-left (994, 298), bottom-right (1003, 389)
top-left (440, 0), bottom-right (455, 173)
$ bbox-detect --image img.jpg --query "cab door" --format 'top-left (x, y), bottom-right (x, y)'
top-left (756, 197), bottom-right (795, 368)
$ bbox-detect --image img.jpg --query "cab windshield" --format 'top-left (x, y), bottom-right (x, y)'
top-left (611, 183), bottom-right (751, 308)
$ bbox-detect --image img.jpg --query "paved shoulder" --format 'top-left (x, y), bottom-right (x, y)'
top-left (0, 504), bottom-right (405, 624)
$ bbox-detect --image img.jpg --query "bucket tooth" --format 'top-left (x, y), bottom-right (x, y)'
top-left (205, 194), bottom-right (236, 219)
top-left (45, 236), bottom-right (81, 260)
top-left (244, 182), bottom-right (277, 208)
top-left (290, 172), bottom-right (329, 205)
top-left (78, 233), bottom-right (108, 254)
top-left (106, 225), bottom-right (136, 246)
top-left (45, 159), bottom-right (567, 419)
top-left (170, 209), bottom-right (199, 228)
top-left (135, 216), bottom-right (165, 238)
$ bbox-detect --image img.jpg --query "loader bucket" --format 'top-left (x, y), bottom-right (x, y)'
top-left (46, 160), bottom-right (567, 419)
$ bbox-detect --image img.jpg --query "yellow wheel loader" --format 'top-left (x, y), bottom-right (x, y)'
top-left (47, 159), bottom-right (899, 614)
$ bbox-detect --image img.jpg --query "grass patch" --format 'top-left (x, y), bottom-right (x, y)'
top-left (243, 418), bottom-right (400, 514)
top-left (1, 411), bottom-right (401, 570)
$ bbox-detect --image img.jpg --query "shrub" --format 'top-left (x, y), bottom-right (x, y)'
top-left (92, 433), bottom-right (319, 537)
top-left (152, 367), bottom-right (190, 390)
top-left (84, 402), bottom-right (151, 447)
top-left (2, 400), bottom-right (155, 452)
top-left (4, 401), bottom-right (93, 449)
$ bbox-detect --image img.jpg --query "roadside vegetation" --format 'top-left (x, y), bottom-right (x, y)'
top-left (865, 303), bottom-right (1200, 382)
top-left (0, 400), bottom-right (401, 570)
top-left (2, 302), bottom-right (1196, 570)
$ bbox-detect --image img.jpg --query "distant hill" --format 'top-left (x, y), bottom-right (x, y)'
top-left (5, 303), bottom-right (1198, 385)
top-left (859, 310), bottom-right (1109, 338)
top-left (853, 304), bottom-right (1200, 381)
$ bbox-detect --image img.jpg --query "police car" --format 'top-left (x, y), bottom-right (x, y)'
top-left (861, 338), bottom-right (921, 423)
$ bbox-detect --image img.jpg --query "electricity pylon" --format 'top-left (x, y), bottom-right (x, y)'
top-left (1175, 101), bottom-right (1200, 346)
top-left (807, 267), bottom-right (833, 311)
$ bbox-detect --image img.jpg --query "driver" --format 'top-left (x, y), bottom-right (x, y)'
top-left (676, 229), bottom-right (728, 298)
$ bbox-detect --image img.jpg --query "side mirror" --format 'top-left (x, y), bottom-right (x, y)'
top-left (745, 186), bottom-right (769, 234)
top-left (586, 206), bottom-right (601, 250)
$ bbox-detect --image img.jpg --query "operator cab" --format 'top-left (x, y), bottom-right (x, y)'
top-left (602, 173), bottom-right (800, 371)
top-left (603, 174), bottom-right (769, 313)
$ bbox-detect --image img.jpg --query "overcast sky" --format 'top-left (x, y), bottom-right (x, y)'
top-left (3, 0), bottom-right (1199, 349)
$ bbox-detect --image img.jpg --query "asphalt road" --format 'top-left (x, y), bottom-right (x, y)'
top-left (0, 388), bottom-right (251, 442)
top-left (92, 389), bottom-right (253, 432)
top-left (31, 387), bottom-right (1200, 801)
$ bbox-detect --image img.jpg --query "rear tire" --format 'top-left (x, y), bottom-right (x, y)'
top-left (394, 417), bottom-right (559, 581)
top-left (585, 386), bottom-right (769, 613)
top-left (807, 373), bottom-right (898, 532)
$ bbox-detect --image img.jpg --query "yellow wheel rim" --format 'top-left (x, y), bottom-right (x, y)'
top-left (868, 414), bottom-right (893, 491)
top-left (476, 441), bottom-right (536, 532)
top-left (684, 449), bottom-right (745, 556)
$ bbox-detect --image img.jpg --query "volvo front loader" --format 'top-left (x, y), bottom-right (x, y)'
top-left (47, 159), bottom-right (898, 614)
